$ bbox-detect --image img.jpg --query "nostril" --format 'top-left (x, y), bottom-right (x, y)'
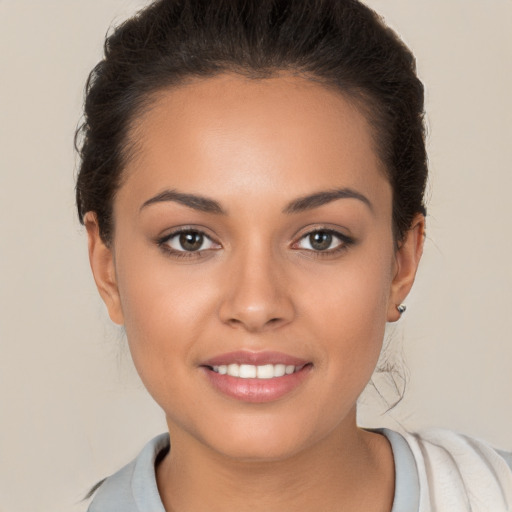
top-left (218, 289), bottom-right (296, 332)
top-left (225, 315), bottom-right (285, 332)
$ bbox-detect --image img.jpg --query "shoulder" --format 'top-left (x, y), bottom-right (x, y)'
top-left (402, 428), bottom-right (512, 472)
top-left (87, 433), bottom-right (169, 512)
top-left (87, 458), bottom-right (138, 512)
top-left (398, 428), bottom-right (512, 512)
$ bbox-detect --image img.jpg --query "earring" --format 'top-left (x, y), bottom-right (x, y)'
top-left (397, 304), bottom-right (407, 315)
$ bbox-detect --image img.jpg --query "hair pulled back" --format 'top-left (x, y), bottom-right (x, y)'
top-left (76, 0), bottom-right (427, 245)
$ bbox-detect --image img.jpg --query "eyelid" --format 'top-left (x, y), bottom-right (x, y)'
top-left (156, 226), bottom-right (221, 257)
top-left (291, 226), bottom-right (355, 255)
top-left (155, 224), bottom-right (354, 260)
top-left (168, 232), bottom-right (218, 252)
top-left (292, 224), bottom-right (353, 243)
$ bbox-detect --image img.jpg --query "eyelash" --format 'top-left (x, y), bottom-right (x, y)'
top-left (156, 227), bottom-right (220, 259)
top-left (293, 228), bottom-right (355, 257)
top-left (156, 227), bottom-right (355, 259)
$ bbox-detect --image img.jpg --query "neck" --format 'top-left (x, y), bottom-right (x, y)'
top-left (156, 410), bottom-right (395, 512)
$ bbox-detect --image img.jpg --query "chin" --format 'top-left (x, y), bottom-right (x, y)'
top-left (186, 410), bottom-right (339, 463)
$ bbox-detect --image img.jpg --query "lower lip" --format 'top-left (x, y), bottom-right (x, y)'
top-left (201, 365), bottom-right (312, 403)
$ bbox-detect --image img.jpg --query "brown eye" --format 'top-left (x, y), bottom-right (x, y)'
top-left (179, 232), bottom-right (204, 251)
top-left (295, 229), bottom-right (353, 254)
top-left (163, 230), bottom-right (218, 253)
top-left (309, 231), bottom-right (333, 251)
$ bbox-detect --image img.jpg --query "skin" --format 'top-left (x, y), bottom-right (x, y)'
top-left (85, 73), bottom-right (425, 512)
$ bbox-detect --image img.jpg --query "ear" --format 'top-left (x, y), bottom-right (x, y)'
top-left (84, 212), bottom-right (124, 325)
top-left (387, 213), bottom-right (425, 322)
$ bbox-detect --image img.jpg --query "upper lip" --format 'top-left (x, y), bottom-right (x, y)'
top-left (201, 350), bottom-right (310, 367)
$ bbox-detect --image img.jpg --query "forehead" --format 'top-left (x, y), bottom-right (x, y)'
top-left (120, 72), bottom-right (391, 213)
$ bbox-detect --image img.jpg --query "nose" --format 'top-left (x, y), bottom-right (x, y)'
top-left (218, 245), bottom-right (295, 333)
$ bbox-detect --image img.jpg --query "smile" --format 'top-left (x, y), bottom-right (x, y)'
top-left (210, 363), bottom-right (300, 379)
top-left (201, 351), bottom-right (313, 403)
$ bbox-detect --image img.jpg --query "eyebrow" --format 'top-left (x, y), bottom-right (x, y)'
top-left (140, 190), bottom-right (226, 214)
top-left (283, 188), bottom-right (373, 214)
top-left (140, 187), bottom-right (373, 215)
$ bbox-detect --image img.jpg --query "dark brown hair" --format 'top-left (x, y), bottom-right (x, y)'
top-left (75, 0), bottom-right (427, 245)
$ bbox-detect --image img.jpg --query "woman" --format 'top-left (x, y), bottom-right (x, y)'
top-left (75, 0), bottom-right (512, 510)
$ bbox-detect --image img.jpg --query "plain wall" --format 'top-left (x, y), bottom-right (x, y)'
top-left (0, 1), bottom-right (511, 511)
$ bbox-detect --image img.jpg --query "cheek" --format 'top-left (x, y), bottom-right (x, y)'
top-left (297, 245), bottom-right (394, 373)
top-left (303, 247), bottom-right (393, 320)
top-left (113, 242), bottom-right (223, 395)
top-left (116, 233), bottom-right (211, 326)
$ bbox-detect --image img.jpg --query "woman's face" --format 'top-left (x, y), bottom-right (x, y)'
top-left (87, 73), bottom-right (423, 461)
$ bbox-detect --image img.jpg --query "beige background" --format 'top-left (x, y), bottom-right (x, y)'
top-left (0, 1), bottom-right (511, 511)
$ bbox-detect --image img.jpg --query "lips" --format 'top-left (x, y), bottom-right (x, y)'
top-left (200, 351), bottom-right (312, 403)
top-left (202, 350), bottom-right (309, 367)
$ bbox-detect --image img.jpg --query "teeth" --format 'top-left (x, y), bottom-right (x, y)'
top-left (239, 364), bottom-right (257, 378)
top-left (227, 363), bottom-right (239, 377)
top-left (257, 364), bottom-right (274, 379)
top-left (274, 364), bottom-right (286, 377)
top-left (212, 363), bottom-right (300, 379)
